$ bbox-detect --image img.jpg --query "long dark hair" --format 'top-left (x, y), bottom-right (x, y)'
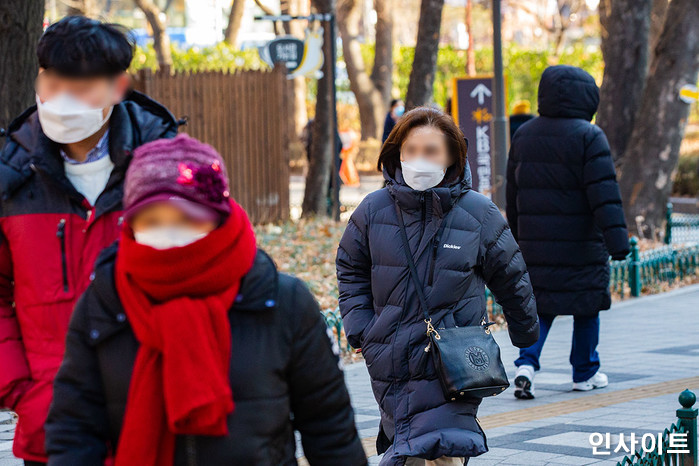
top-left (377, 106), bottom-right (467, 182)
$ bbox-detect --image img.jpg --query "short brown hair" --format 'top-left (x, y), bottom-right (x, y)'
top-left (377, 106), bottom-right (467, 182)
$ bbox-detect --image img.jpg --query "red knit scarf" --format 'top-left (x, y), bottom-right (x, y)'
top-left (114, 200), bottom-right (256, 466)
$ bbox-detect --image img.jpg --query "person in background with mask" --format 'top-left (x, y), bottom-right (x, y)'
top-left (0, 16), bottom-right (177, 465)
top-left (336, 107), bottom-right (539, 465)
top-left (45, 134), bottom-right (366, 466)
top-left (382, 99), bottom-right (405, 144)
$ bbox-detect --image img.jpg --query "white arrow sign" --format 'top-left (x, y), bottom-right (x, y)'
top-left (470, 83), bottom-right (492, 105)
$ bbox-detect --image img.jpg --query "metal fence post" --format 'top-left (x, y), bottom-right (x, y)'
top-left (628, 236), bottom-right (641, 297)
top-left (677, 389), bottom-right (697, 466)
top-left (665, 202), bottom-right (673, 245)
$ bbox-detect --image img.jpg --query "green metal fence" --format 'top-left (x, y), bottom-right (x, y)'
top-left (610, 237), bottom-right (699, 298)
top-left (665, 203), bottom-right (699, 246)
top-left (615, 389), bottom-right (697, 466)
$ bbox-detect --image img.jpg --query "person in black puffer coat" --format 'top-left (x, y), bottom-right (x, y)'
top-left (506, 65), bottom-right (630, 400)
top-left (45, 136), bottom-right (366, 466)
top-left (336, 107), bottom-right (540, 466)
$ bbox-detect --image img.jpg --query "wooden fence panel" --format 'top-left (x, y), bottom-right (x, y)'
top-left (132, 65), bottom-right (291, 224)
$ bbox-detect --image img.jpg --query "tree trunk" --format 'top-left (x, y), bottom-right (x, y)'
top-left (302, 0), bottom-right (336, 217)
top-left (134, 0), bottom-right (173, 69)
top-left (224, 0), bottom-right (246, 46)
top-left (616, 0), bottom-right (699, 236)
top-left (337, 0), bottom-right (391, 140)
top-left (0, 0), bottom-right (44, 132)
top-left (371, 0), bottom-right (393, 105)
top-left (283, 0), bottom-right (309, 138)
top-left (649, 0), bottom-right (668, 54)
top-left (405, 0), bottom-right (445, 109)
top-left (597, 0), bottom-right (652, 163)
top-left (465, 0), bottom-right (475, 76)
top-left (66, 0), bottom-right (99, 17)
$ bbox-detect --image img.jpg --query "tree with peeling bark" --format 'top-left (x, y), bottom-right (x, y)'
top-left (597, 0), bottom-right (652, 163)
top-left (302, 0), bottom-right (336, 217)
top-left (224, 0), bottom-right (246, 46)
top-left (508, 0), bottom-right (585, 59)
top-left (405, 0), bottom-right (445, 109)
top-left (615, 0), bottom-right (699, 236)
top-left (337, 0), bottom-right (393, 140)
top-left (65, 0), bottom-right (100, 17)
top-left (281, 0), bottom-right (310, 138)
top-left (134, 0), bottom-right (173, 69)
top-left (0, 0), bottom-right (44, 132)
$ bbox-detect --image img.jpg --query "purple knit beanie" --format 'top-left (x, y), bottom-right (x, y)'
top-left (123, 134), bottom-right (231, 222)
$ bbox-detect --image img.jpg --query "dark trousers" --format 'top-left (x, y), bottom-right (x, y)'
top-left (25, 461), bottom-right (46, 466)
top-left (514, 313), bottom-right (600, 383)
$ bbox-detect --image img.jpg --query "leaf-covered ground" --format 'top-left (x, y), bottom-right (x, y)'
top-left (255, 218), bottom-right (347, 312)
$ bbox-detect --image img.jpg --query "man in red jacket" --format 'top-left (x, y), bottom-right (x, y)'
top-left (0, 16), bottom-right (177, 464)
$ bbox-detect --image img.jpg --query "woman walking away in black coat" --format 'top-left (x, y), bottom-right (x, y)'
top-left (45, 135), bottom-right (366, 466)
top-left (506, 65), bottom-right (630, 400)
top-left (336, 107), bottom-right (540, 466)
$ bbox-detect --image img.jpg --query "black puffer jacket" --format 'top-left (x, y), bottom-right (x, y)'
top-left (45, 245), bottom-right (366, 466)
top-left (336, 163), bottom-right (539, 466)
top-left (506, 65), bottom-right (630, 317)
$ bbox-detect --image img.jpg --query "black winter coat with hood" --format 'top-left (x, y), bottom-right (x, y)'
top-left (506, 65), bottom-right (630, 317)
top-left (336, 162), bottom-right (540, 465)
top-left (45, 245), bottom-right (367, 466)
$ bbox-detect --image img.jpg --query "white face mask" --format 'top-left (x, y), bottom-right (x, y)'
top-left (400, 158), bottom-right (446, 191)
top-left (134, 227), bottom-right (208, 250)
top-left (36, 93), bottom-right (113, 144)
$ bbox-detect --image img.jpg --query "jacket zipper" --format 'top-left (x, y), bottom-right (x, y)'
top-left (428, 233), bottom-right (440, 286)
top-left (56, 219), bottom-right (68, 292)
top-left (185, 435), bottom-right (197, 466)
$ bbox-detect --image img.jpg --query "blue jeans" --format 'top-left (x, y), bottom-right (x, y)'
top-left (514, 313), bottom-right (600, 383)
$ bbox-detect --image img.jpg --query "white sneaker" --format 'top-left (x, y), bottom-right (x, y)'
top-left (572, 371), bottom-right (608, 391)
top-left (514, 364), bottom-right (535, 399)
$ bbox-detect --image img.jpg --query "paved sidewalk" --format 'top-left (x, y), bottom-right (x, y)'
top-left (2, 285), bottom-right (698, 465)
top-left (345, 284), bottom-right (699, 465)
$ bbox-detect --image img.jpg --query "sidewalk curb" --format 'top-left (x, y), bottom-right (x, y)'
top-left (610, 282), bottom-right (699, 311)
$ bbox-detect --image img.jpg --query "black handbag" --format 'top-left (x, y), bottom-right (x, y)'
top-left (394, 203), bottom-right (510, 400)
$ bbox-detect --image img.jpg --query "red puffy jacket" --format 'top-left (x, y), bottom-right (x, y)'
top-left (0, 91), bottom-right (177, 462)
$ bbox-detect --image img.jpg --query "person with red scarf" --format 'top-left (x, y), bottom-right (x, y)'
top-left (45, 134), bottom-right (367, 466)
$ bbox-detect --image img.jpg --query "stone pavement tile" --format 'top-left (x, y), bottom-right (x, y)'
top-left (483, 426), bottom-right (534, 438)
top-left (0, 459), bottom-right (21, 466)
top-left (464, 458), bottom-right (502, 465)
top-left (473, 450), bottom-right (565, 465)
top-left (477, 447), bottom-right (522, 457)
top-left (539, 455), bottom-right (602, 465)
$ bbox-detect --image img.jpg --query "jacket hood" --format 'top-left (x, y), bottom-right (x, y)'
top-left (537, 65), bottom-right (599, 121)
top-left (0, 90), bottom-right (178, 202)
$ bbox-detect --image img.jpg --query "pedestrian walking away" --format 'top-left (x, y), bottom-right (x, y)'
top-left (506, 65), bottom-right (631, 400)
top-left (508, 100), bottom-right (534, 141)
top-left (0, 16), bottom-right (177, 465)
top-left (337, 106), bottom-right (540, 466)
top-left (45, 134), bottom-right (367, 466)
top-left (382, 99), bottom-right (405, 144)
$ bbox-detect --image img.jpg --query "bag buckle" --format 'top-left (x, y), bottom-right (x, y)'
top-left (424, 318), bottom-right (440, 352)
top-left (425, 318), bottom-right (441, 339)
top-left (482, 315), bottom-right (495, 334)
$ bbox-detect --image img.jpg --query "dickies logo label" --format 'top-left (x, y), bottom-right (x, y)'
top-left (443, 243), bottom-right (461, 250)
